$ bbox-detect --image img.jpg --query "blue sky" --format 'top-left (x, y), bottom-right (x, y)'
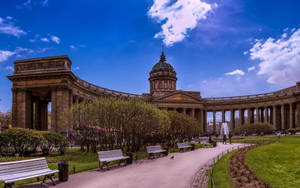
top-left (0, 0), bottom-right (300, 111)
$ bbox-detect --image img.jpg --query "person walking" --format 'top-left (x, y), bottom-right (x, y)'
top-left (223, 134), bottom-right (227, 144)
top-left (229, 133), bottom-right (232, 144)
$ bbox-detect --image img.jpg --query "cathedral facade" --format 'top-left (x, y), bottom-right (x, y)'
top-left (7, 53), bottom-right (300, 133)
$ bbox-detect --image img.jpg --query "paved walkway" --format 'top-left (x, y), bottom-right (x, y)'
top-left (24, 143), bottom-right (244, 188)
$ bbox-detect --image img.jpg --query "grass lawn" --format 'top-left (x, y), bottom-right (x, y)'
top-left (246, 135), bottom-right (300, 188)
top-left (210, 150), bottom-right (236, 188)
top-left (232, 135), bottom-right (278, 144)
top-left (0, 142), bottom-right (207, 187)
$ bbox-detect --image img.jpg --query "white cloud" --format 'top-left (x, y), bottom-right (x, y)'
top-left (69, 44), bottom-right (86, 50)
top-left (41, 37), bottom-right (49, 42)
top-left (225, 69), bottom-right (245, 76)
top-left (16, 0), bottom-right (49, 9)
top-left (42, 0), bottom-right (48, 6)
top-left (243, 51), bottom-right (248, 55)
top-left (0, 50), bottom-right (16, 62)
top-left (74, 66), bottom-right (80, 71)
top-left (248, 28), bottom-right (300, 87)
top-left (148, 0), bottom-right (215, 46)
top-left (6, 16), bottom-right (13, 20)
top-left (51, 35), bottom-right (60, 44)
top-left (248, 66), bottom-right (255, 72)
top-left (0, 16), bottom-right (26, 37)
top-left (5, 66), bottom-right (14, 72)
top-left (187, 75), bottom-right (262, 98)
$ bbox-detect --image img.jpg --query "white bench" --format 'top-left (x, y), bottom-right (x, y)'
top-left (177, 142), bottom-right (192, 151)
top-left (0, 158), bottom-right (58, 188)
top-left (97, 149), bottom-right (129, 169)
top-left (146, 145), bottom-right (167, 159)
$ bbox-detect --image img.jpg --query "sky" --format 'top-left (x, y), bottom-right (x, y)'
top-left (0, 0), bottom-right (300, 111)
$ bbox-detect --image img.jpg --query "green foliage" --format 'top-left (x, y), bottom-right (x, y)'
top-left (0, 128), bottom-right (69, 156)
top-left (246, 136), bottom-right (300, 188)
top-left (287, 128), bottom-right (297, 135)
top-left (0, 128), bottom-right (44, 156)
top-left (40, 131), bottom-right (69, 156)
top-left (65, 97), bottom-right (202, 152)
top-left (234, 123), bottom-right (275, 135)
top-left (167, 111), bottom-right (202, 146)
top-left (0, 111), bottom-right (11, 129)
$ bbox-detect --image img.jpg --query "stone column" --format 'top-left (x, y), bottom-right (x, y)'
top-left (25, 91), bottom-right (33, 129)
top-left (281, 104), bottom-right (285, 130)
top-left (51, 87), bottom-right (57, 131)
top-left (203, 110), bottom-right (207, 133)
top-left (270, 107), bottom-right (273, 124)
top-left (34, 99), bottom-right (40, 130)
top-left (191, 109), bottom-right (195, 118)
top-left (40, 101), bottom-right (48, 131)
top-left (290, 103), bottom-right (295, 129)
top-left (222, 110), bottom-right (226, 122)
top-left (230, 109), bottom-right (235, 130)
top-left (247, 109), bottom-right (251, 124)
top-left (213, 111), bottom-right (216, 133)
top-left (11, 88), bottom-right (18, 127)
top-left (296, 102), bottom-right (300, 128)
top-left (239, 109), bottom-right (244, 126)
top-left (273, 106), bottom-right (277, 129)
top-left (13, 88), bottom-right (33, 128)
top-left (255, 107), bottom-right (259, 123)
top-left (264, 107), bottom-right (269, 123)
top-left (75, 95), bottom-right (79, 104)
top-left (183, 108), bottom-right (187, 115)
top-left (260, 108), bottom-right (264, 122)
top-left (198, 109), bottom-right (202, 124)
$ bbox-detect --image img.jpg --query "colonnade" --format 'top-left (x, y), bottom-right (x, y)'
top-left (160, 102), bottom-right (300, 134)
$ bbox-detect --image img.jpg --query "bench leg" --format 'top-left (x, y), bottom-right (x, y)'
top-left (4, 183), bottom-right (14, 188)
top-left (101, 162), bottom-right (109, 170)
top-left (49, 175), bottom-right (56, 186)
top-left (42, 174), bottom-right (56, 186)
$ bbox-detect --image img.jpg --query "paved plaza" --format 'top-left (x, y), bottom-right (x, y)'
top-left (24, 143), bottom-right (244, 188)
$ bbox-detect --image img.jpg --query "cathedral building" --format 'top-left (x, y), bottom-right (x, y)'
top-left (7, 52), bottom-right (300, 133)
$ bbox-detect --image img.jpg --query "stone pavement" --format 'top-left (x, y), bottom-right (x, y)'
top-left (22, 143), bottom-right (245, 188)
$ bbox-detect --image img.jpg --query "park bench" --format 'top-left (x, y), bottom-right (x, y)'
top-left (177, 142), bottom-right (192, 152)
top-left (201, 140), bottom-right (210, 145)
top-left (0, 158), bottom-right (58, 188)
top-left (146, 145), bottom-right (167, 159)
top-left (97, 149), bottom-right (129, 170)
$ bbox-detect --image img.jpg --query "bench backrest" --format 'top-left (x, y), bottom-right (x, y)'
top-left (177, 142), bottom-right (190, 148)
top-left (0, 158), bottom-right (49, 176)
top-left (146, 145), bottom-right (162, 153)
top-left (98, 149), bottom-right (124, 159)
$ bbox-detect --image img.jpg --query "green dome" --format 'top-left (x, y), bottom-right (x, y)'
top-left (151, 52), bottom-right (175, 73)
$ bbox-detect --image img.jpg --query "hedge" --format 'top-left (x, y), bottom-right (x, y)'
top-left (40, 131), bottom-right (69, 156)
top-left (0, 128), bottom-right (69, 156)
top-left (234, 123), bottom-right (275, 135)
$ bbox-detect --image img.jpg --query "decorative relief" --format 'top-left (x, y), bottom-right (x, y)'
top-left (164, 94), bottom-right (198, 102)
top-left (14, 60), bottom-right (71, 74)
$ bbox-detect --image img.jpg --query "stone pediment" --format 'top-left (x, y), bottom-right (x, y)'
top-left (155, 91), bottom-right (201, 102)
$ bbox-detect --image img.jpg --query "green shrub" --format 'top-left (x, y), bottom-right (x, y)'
top-left (287, 128), bottom-right (297, 135)
top-left (0, 128), bottom-right (44, 156)
top-left (234, 123), bottom-right (275, 135)
top-left (40, 131), bottom-right (69, 156)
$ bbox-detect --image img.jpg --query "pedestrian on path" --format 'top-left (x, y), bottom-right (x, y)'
top-left (223, 134), bottom-right (227, 144)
